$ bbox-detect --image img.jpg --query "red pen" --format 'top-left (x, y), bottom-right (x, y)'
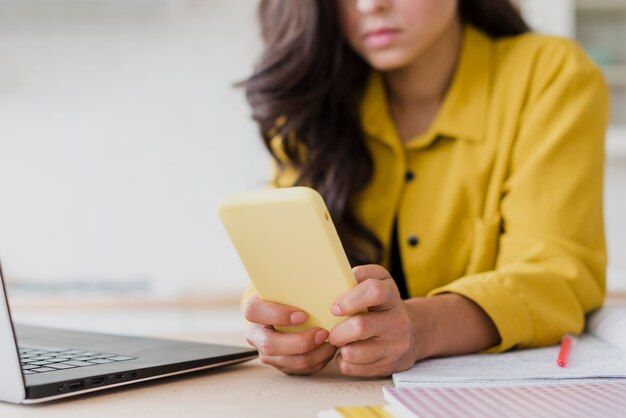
top-left (557, 334), bottom-right (573, 368)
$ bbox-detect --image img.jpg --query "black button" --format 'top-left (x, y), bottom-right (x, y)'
top-left (405, 170), bottom-right (415, 182)
top-left (407, 235), bottom-right (419, 247)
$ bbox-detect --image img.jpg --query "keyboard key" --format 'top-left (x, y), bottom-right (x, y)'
top-left (22, 365), bottom-right (40, 370)
top-left (47, 363), bottom-right (77, 370)
top-left (61, 361), bottom-right (96, 367)
top-left (30, 356), bottom-right (54, 361)
top-left (80, 352), bottom-right (101, 356)
top-left (23, 370), bottom-right (37, 375)
top-left (72, 356), bottom-right (96, 361)
top-left (91, 353), bottom-right (116, 359)
top-left (90, 359), bottom-right (114, 364)
top-left (108, 356), bottom-right (136, 361)
top-left (31, 367), bottom-right (57, 373)
top-left (59, 350), bottom-right (85, 355)
top-left (30, 361), bottom-right (54, 366)
top-left (47, 358), bottom-right (71, 363)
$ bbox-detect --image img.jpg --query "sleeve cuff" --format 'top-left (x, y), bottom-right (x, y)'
top-left (427, 273), bottom-right (534, 353)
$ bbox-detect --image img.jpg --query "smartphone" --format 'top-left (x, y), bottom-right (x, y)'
top-left (218, 186), bottom-right (357, 333)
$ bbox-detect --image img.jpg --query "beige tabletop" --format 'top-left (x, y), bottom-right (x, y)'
top-left (0, 336), bottom-right (389, 418)
top-left (3, 293), bottom-right (625, 417)
top-left (0, 299), bottom-right (391, 418)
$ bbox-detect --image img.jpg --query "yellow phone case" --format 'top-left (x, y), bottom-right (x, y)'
top-left (218, 187), bottom-right (357, 333)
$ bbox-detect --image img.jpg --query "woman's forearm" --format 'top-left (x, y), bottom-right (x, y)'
top-left (406, 293), bottom-right (501, 361)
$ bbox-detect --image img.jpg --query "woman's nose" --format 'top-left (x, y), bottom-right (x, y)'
top-left (356, 0), bottom-right (391, 15)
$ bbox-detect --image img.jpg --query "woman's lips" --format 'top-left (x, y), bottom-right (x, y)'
top-left (363, 28), bottom-right (401, 49)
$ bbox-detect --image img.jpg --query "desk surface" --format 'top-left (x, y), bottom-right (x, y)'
top-left (1, 303), bottom-right (390, 418)
top-left (0, 336), bottom-right (389, 418)
top-left (2, 294), bottom-right (625, 417)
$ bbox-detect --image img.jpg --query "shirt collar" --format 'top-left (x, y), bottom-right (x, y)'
top-left (360, 25), bottom-right (494, 150)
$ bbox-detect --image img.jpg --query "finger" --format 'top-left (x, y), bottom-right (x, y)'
top-left (332, 278), bottom-right (397, 316)
top-left (260, 343), bottom-right (337, 375)
top-left (339, 340), bottom-right (386, 365)
top-left (335, 353), bottom-right (391, 378)
top-left (246, 324), bottom-right (328, 356)
top-left (244, 296), bottom-right (308, 326)
top-left (352, 265), bottom-right (392, 283)
top-left (328, 311), bottom-right (387, 347)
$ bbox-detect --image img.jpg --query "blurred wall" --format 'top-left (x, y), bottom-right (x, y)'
top-left (0, 0), bottom-right (265, 297)
top-left (605, 129), bottom-right (626, 291)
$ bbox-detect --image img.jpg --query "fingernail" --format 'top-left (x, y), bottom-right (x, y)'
top-left (315, 330), bottom-right (328, 345)
top-left (290, 311), bottom-right (307, 324)
top-left (331, 304), bottom-right (342, 316)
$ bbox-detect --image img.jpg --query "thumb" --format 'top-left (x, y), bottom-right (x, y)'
top-left (352, 264), bottom-right (392, 283)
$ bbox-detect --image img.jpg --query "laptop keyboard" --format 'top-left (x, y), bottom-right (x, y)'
top-left (19, 345), bottom-right (137, 375)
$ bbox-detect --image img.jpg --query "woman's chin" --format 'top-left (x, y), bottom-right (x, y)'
top-left (364, 51), bottom-right (413, 72)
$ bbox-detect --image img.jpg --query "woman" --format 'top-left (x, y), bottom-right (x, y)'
top-left (241, 0), bottom-right (608, 377)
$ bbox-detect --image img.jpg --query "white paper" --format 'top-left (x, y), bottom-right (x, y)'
top-left (587, 307), bottom-right (626, 351)
top-left (393, 334), bottom-right (626, 388)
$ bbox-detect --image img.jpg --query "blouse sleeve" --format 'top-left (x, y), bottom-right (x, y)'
top-left (429, 41), bottom-right (609, 352)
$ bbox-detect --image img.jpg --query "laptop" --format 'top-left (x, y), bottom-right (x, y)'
top-left (0, 263), bottom-right (257, 404)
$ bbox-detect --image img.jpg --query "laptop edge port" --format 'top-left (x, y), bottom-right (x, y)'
top-left (68, 381), bottom-right (85, 390)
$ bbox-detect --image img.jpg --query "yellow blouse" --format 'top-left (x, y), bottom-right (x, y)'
top-left (251, 25), bottom-right (609, 352)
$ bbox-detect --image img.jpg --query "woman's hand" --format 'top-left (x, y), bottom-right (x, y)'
top-left (244, 296), bottom-right (337, 375)
top-left (328, 265), bottom-right (502, 378)
top-left (328, 264), bottom-right (428, 377)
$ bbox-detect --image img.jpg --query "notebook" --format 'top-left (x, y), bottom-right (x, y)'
top-left (383, 382), bottom-right (626, 418)
top-left (393, 307), bottom-right (626, 387)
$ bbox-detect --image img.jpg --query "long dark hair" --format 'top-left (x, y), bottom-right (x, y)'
top-left (242, 0), bottom-right (529, 266)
